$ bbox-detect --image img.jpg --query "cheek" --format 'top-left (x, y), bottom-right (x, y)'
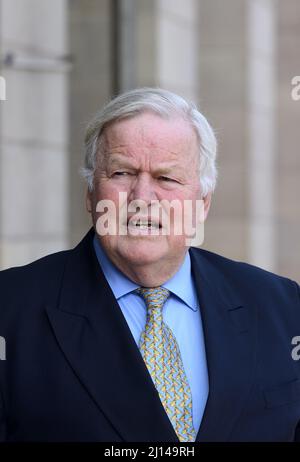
top-left (159, 189), bottom-right (201, 235)
top-left (93, 181), bottom-right (121, 204)
top-left (157, 189), bottom-right (198, 216)
top-left (156, 188), bottom-right (183, 204)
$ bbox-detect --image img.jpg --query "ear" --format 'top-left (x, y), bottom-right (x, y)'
top-left (86, 189), bottom-right (92, 213)
top-left (202, 192), bottom-right (212, 221)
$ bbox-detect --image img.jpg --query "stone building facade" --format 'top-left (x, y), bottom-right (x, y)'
top-left (0, 0), bottom-right (299, 281)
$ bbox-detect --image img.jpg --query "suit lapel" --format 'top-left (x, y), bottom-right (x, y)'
top-left (46, 228), bottom-right (178, 442)
top-left (190, 248), bottom-right (258, 441)
top-left (45, 228), bottom-right (257, 442)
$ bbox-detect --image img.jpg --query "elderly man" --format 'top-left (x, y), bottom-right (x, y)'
top-left (0, 88), bottom-right (300, 442)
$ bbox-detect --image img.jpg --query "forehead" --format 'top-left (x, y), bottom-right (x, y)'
top-left (102, 112), bottom-right (198, 154)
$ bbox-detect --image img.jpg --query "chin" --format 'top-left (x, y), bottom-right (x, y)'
top-left (119, 238), bottom-right (169, 266)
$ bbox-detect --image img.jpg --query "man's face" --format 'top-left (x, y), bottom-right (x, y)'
top-left (87, 112), bottom-right (211, 278)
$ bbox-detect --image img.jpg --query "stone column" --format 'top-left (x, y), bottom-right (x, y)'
top-left (113, 0), bottom-right (137, 92)
top-left (135, 0), bottom-right (199, 100)
top-left (68, 0), bottom-right (113, 246)
top-left (154, 0), bottom-right (199, 100)
top-left (198, 0), bottom-right (277, 273)
top-left (247, 0), bottom-right (277, 271)
top-left (0, 0), bottom-right (69, 268)
top-left (277, 0), bottom-right (300, 280)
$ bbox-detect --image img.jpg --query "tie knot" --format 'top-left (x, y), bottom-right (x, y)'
top-left (135, 287), bottom-right (170, 311)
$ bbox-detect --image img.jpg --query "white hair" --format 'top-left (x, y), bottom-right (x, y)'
top-left (80, 87), bottom-right (217, 197)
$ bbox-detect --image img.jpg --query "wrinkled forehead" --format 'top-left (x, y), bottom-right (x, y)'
top-left (100, 112), bottom-right (199, 155)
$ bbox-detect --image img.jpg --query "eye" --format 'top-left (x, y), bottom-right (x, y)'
top-left (158, 176), bottom-right (176, 183)
top-left (112, 171), bottom-right (129, 177)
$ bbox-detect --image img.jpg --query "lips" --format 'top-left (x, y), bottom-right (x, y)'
top-left (127, 215), bottom-right (162, 236)
top-left (126, 216), bottom-right (162, 230)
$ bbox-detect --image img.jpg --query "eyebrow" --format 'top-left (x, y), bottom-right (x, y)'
top-left (105, 156), bottom-right (138, 169)
top-left (105, 155), bottom-right (182, 173)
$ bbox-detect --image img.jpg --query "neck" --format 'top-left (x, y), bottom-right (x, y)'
top-left (111, 253), bottom-right (187, 287)
top-left (116, 256), bottom-right (184, 287)
top-left (94, 234), bottom-right (189, 287)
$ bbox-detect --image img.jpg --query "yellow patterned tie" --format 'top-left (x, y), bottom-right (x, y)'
top-left (135, 287), bottom-right (196, 442)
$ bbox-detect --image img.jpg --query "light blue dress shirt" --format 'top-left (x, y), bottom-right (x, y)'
top-left (93, 236), bottom-right (209, 434)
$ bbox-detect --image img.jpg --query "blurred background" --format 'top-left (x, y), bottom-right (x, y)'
top-left (0, 0), bottom-right (299, 281)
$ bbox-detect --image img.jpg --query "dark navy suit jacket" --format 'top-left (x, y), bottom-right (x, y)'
top-left (0, 227), bottom-right (300, 442)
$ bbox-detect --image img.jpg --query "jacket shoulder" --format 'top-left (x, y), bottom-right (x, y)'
top-left (0, 248), bottom-right (70, 284)
top-left (0, 249), bottom-right (71, 319)
top-left (191, 247), bottom-right (300, 301)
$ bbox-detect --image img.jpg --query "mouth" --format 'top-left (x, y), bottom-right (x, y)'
top-left (126, 217), bottom-right (162, 234)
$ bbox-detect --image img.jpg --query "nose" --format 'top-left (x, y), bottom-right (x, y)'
top-left (128, 172), bottom-right (157, 205)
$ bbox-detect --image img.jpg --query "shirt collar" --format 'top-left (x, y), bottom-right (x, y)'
top-left (93, 236), bottom-right (198, 312)
top-left (93, 236), bottom-right (139, 299)
top-left (162, 250), bottom-right (198, 312)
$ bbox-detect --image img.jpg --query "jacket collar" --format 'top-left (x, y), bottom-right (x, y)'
top-left (46, 228), bottom-right (257, 442)
top-left (189, 248), bottom-right (257, 441)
